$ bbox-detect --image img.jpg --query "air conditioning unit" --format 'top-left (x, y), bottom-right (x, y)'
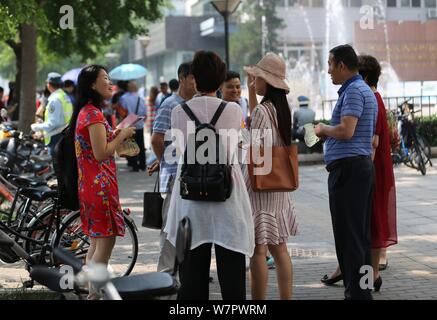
top-left (427, 8), bottom-right (437, 19)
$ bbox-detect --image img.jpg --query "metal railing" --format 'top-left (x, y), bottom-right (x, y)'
top-left (320, 95), bottom-right (437, 120)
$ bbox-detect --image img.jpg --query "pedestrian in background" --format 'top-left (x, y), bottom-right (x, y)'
top-left (119, 80), bottom-right (147, 172)
top-left (30, 72), bottom-right (73, 156)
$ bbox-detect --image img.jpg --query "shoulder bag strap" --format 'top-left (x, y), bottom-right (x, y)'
top-left (135, 97), bottom-right (141, 115)
top-left (263, 102), bottom-right (286, 147)
top-left (154, 172), bottom-right (160, 192)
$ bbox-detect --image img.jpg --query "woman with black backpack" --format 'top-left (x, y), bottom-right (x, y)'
top-left (70, 65), bottom-right (135, 299)
top-left (164, 51), bottom-right (254, 300)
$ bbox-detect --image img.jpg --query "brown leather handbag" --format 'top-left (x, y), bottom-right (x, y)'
top-left (248, 104), bottom-right (299, 192)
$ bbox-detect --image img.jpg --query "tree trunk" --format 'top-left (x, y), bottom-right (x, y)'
top-left (18, 24), bottom-right (37, 133)
top-left (5, 40), bottom-right (22, 120)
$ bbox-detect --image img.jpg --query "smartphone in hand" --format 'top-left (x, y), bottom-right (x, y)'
top-left (116, 114), bottom-right (146, 129)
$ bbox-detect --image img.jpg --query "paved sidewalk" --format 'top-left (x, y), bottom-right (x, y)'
top-left (1, 157), bottom-right (436, 299)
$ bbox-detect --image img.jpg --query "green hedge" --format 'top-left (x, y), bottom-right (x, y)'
top-left (417, 116), bottom-right (437, 147)
top-left (316, 116), bottom-right (437, 146)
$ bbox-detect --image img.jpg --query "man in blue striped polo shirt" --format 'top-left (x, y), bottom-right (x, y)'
top-left (148, 62), bottom-right (196, 272)
top-left (315, 44), bottom-right (377, 300)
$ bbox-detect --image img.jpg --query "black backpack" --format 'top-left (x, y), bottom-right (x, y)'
top-left (53, 126), bottom-right (79, 211)
top-left (179, 101), bottom-right (232, 202)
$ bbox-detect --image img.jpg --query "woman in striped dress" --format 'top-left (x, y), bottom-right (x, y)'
top-left (244, 53), bottom-right (298, 300)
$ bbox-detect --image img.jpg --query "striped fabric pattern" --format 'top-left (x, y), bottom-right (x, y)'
top-left (243, 102), bottom-right (298, 245)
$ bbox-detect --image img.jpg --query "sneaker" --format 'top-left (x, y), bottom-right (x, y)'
top-left (266, 257), bottom-right (275, 269)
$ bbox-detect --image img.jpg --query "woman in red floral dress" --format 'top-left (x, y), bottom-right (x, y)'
top-left (71, 65), bottom-right (135, 298)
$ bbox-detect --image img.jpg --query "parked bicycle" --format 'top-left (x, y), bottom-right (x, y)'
top-left (29, 217), bottom-right (191, 300)
top-left (391, 101), bottom-right (433, 175)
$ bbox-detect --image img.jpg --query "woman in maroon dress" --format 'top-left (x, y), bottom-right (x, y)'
top-left (359, 55), bottom-right (397, 290)
top-left (321, 55), bottom-right (397, 292)
top-left (71, 65), bottom-right (135, 299)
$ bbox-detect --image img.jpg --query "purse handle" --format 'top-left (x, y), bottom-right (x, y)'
top-left (153, 172), bottom-right (160, 192)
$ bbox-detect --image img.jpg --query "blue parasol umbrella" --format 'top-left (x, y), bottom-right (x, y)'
top-left (61, 67), bottom-right (82, 84)
top-left (109, 64), bottom-right (148, 81)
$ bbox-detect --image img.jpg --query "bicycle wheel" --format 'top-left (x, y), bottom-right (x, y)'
top-left (416, 135), bottom-right (432, 166)
top-left (24, 205), bottom-right (72, 262)
top-left (411, 142), bottom-right (426, 175)
top-left (51, 210), bottom-right (138, 277)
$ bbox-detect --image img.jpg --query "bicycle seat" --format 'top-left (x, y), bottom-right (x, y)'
top-left (8, 174), bottom-right (47, 188)
top-left (30, 154), bottom-right (52, 163)
top-left (111, 272), bottom-right (178, 299)
top-left (21, 186), bottom-right (57, 202)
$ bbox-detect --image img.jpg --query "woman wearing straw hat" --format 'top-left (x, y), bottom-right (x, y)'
top-left (244, 52), bottom-right (298, 300)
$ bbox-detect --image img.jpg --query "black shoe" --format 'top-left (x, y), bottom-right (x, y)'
top-left (379, 260), bottom-right (388, 271)
top-left (321, 274), bottom-right (343, 285)
top-left (374, 276), bottom-right (382, 292)
top-left (209, 276), bottom-right (213, 283)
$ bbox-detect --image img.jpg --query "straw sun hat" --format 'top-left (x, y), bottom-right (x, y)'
top-left (244, 52), bottom-right (290, 93)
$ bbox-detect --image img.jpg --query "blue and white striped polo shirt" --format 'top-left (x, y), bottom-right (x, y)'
top-left (324, 74), bottom-right (378, 165)
top-left (153, 93), bottom-right (184, 193)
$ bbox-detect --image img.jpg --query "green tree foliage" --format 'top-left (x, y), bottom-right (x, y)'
top-left (40, 0), bottom-right (165, 59)
top-left (230, 0), bottom-right (284, 75)
top-left (0, 0), bottom-right (166, 132)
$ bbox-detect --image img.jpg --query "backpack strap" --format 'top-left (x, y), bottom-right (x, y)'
top-left (181, 102), bottom-right (201, 127)
top-left (210, 101), bottom-right (227, 126)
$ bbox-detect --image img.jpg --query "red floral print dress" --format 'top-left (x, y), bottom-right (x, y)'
top-left (75, 104), bottom-right (125, 237)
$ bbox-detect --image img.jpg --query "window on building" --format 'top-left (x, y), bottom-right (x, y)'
top-left (412, 0), bottom-right (421, 6)
top-left (401, 0), bottom-right (411, 6)
top-left (425, 0), bottom-right (437, 7)
top-left (387, 0), bottom-right (397, 7)
top-left (350, 0), bottom-right (362, 7)
top-left (276, 0), bottom-right (286, 7)
top-left (311, 0), bottom-right (324, 6)
top-left (300, 0), bottom-right (311, 6)
top-left (288, 0), bottom-right (297, 6)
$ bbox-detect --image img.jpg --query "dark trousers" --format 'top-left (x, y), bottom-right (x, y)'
top-left (327, 156), bottom-right (374, 300)
top-left (177, 243), bottom-right (246, 300)
top-left (127, 128), bottom-right (146, 170)
top-left (47, 133), bottom-right (62, 156)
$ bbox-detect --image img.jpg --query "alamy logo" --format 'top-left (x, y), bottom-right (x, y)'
top-left (360, 5), bottom-right (375, 30)
top-left (59, 265), bottom-right (75, 290)
top-left (163, 127), bottom-right (274, 175)
top-left (59, 5), bottom-right (74, 30)
top-left (359, 265), bottom-right (374, 290)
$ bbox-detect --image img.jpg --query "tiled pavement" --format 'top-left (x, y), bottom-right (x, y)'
top-left (1, 156), bottom-right (436, 300)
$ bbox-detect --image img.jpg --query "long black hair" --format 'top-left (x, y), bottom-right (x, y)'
top-left (69, 65), bottom-right (107, 132)
top-left (261, 84), bottom-right (292, 146)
